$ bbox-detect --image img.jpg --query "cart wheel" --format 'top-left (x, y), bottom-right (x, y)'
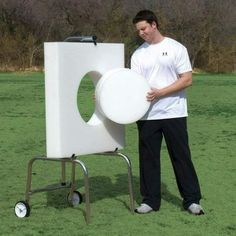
top-left (67, 191), bottom-right (83, 207)
top-left (14, 201), bottom-right (30, 218)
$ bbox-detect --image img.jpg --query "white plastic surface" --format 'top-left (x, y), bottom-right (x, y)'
top-left (96, 68), bottom-right (150, 124)
top-left (44, 42), bottom-right (125, 158)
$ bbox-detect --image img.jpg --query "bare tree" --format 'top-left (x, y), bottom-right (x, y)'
top-left (0, 0), bottom-right (235, 71)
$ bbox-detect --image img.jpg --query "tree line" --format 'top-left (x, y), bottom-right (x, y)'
top-left (0, 0), bottom-right (235, 72)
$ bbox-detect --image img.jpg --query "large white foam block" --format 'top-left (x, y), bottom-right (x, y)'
top-left (96, 68), bottom-right (150, 124)
top-left (44, 42), bottom-right (125, 158)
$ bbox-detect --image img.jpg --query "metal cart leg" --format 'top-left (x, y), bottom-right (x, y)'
top-left (22, 156), bottom-right (90, 223)
top-left (99, 151), bottom-right (135, 213)
top-left (24, 157), bottom-right (71, 204)
top-left (25, 157), bottom-right (37, 203)
top-left (61, 161), bottom-right (66, 185)
top-left (17, 152), bottom-right (132, 223)
top-left (116, 152), bottom-right (135, 213)
top-left (74, 159), bottom-right (91, 224)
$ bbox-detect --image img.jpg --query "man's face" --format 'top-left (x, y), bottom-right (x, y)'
top-left (135, 20), bottom-right (157, 44)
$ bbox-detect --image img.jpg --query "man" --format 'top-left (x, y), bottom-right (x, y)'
top-left (131, 10), bottom-right (204, 215)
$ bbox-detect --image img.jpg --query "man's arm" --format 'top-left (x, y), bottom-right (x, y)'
top-left (146, 71), bottom-right (192, 101)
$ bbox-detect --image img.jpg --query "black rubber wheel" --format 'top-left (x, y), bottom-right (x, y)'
top-left (14, 201), bottom-right (30, 218)
top-left (67, 191), bottom-right (83, 207)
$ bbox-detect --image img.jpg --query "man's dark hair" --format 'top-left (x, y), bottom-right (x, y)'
top-left (132, 10), bottom-right (159, 28)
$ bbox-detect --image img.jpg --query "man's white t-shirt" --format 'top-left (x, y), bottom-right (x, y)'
top-left (131, 37), bottom-right (192, 120)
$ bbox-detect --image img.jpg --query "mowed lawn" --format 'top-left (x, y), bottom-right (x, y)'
top-left (0, 72), bottom-right (235, 236)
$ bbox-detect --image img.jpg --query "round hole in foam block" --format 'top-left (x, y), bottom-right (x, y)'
top-left (95, 68), bottom-right (151, 124)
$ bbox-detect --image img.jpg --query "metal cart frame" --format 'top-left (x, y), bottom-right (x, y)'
top-left (15, 150), bottom-right (135, 224)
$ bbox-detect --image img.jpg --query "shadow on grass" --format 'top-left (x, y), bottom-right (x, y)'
top-left (161, 183), bottom-right (182, 209)
top-left (46, 174), bottom-right (139, 210)
top-left (46, 174), bottom-right (182, 210)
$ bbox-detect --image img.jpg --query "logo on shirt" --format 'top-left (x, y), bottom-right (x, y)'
top-left (162, 52), bottom-right (168, 56)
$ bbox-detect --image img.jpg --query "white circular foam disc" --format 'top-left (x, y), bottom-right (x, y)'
top-left (95, 68), bottom-right (150, 124)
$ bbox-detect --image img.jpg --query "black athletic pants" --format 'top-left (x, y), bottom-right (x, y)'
top-left (137, 117), bottom-right (202, 210)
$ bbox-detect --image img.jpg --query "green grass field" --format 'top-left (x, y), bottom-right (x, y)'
top-left (0, 72), bottom-right (235, 236)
